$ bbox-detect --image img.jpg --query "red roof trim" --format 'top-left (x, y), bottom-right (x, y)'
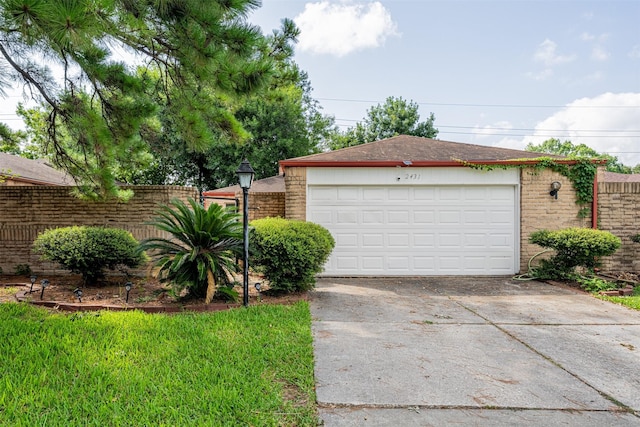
top-left (202, 191), bottom-right (236, 198)
top-left (279, 159), bottom-right (585, 168)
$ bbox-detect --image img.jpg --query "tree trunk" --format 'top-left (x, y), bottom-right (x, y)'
top-left (205, 269), bottom-right (216, 304)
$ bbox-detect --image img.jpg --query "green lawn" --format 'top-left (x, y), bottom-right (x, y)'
top-left (597, 293), bottom-right (640, 311)
top-left (0, 302), bottom-right (317, 426)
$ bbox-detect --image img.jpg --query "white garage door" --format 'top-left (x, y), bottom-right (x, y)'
top-left (308, 184), bottom-right (518, 276)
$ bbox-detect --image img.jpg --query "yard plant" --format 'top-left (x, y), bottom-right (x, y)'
top-left (33, 226), bottom-right (146, 285)
top-left (0, 302), bottom-right (316, 426)
top-left (139, 198), bottom-right (242, 303)
top-left (251, 218), bottom-right (335, 293)
top-left (529, 227), bottom-right (621, 280)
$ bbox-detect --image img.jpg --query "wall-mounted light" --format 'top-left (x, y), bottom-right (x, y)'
top-left (550, 181), bottom-right (562, 199)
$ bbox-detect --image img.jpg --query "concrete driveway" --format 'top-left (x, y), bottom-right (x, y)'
top-left (310, 277), bottom-right (640, 426)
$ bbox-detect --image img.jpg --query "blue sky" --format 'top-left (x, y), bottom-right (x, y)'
top-left (1, 0), bottom-right (639, 165)
top-left (250, 0), bottom-right (640, 165)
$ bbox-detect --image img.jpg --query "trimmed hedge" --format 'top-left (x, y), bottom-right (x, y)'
top-left (529, 227), bottom-right (621, 279)
top-left (250, 218), bottom-right (335, 293)
top-left (33, 226), bottom-right (147, 284)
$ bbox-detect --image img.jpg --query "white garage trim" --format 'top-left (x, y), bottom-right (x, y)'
top-left (307, 167), bottom-right (520, 276)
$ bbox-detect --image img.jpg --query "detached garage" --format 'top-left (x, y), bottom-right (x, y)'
top-left (279, 136), bottom-right (593, 276)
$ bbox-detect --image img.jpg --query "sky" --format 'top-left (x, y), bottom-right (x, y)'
top-left (249, 0), bottom-right (640, 165)
top-left (1, 0), bottom-right (639, 165)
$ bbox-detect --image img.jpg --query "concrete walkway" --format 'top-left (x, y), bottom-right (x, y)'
top-left (310, 277), bottom-right (640, 426)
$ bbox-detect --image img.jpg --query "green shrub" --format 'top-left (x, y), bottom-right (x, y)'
top-left (14, 264), bottom-right (31, 276)
top-left (631, 234), bottom-right (640, 244)
top-left (576, 276), bottom-right (618, 293)
top-left (250, 218), bottom-right (335, 293)
top-left (33, 226), bottom-right (147, 285)
top-left (138, 198), bottom-right (242, 302)
top-left (529, 227), bottom-right (621, 279)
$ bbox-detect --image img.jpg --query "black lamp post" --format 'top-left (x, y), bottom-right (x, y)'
top-left (29, 275), bottom-right (37, 293)
top-left (125, 282), bottom-right (132, 303)
top-left (236, 159), bottom-right (255, 307)
top-left (40, 279), bottom-right (49, 300)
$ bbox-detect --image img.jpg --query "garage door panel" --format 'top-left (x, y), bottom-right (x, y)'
top-left (337, 233), bottom-right (358, 247)
top-left (388, 233), bottom-right (410, 247)
top-left (308, 185), bottom-right (517, 276)
top-left (362, 210), bottom-right (384, 224)
top-left (362, 257), bottom-right (384, 270)
top-left (414, 233), bottom-right (435, 247)
top-left (362, 233), bottom-right (384, 247)
top-left (363, 188), bottom-right (385, 201)
top-left (414, 210), bottom-right (435, 224)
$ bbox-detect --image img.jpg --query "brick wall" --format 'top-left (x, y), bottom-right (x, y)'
top-left (0, 185), bottom-right (198, 275)
top-left (597, 181), bottom-right (640, 273)
top-left (205, 192), bottom-right (285, 221)
top-left (519, 167), bottom-right (591, 271)
top-left (284, 167), bottom-right (307, 220)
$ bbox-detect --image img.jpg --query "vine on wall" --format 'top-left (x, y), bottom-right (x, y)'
top-left (457, 157), bottom-right (598, 218)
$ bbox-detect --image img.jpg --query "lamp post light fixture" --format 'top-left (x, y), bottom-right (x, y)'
top-left (124, 281), bottom-right (133, 303)
top-left (29, 275), bottom-right (37, 293)
top-left (550, 181), bottom-right (562, 199)
top-left (40, 279), bottom-right (49, 300)
top-left (236, 159), bottom-right (255, 307)
top-left (73, 288), bottom-right (83, 303)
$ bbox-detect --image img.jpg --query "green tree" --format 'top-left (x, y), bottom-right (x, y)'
top-left (328, 96), bottom-right (438, 150)
top-left (526, 138), bottom-right (636, 173)
top-left (139, 198), bottom-right (243, 304)
top-left (124, 20), bottom-right (335, 190)
top-left (0, 122), bottom-right (26, 155)
top-left (0, 0), bottom-right (274, 199)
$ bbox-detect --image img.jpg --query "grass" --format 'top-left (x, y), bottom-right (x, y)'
top-left (0, 302), bottom-right (317, 426)
top-left (597, 286), bottom-right (640, 311)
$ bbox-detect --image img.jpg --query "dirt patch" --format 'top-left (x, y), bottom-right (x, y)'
top-left (0, 274), bottom-right (308, 312)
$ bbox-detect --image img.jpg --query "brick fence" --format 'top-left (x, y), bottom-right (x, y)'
top-left (0, 185), bottom-right (198, 275)
top-left (598, 181), bottom-right (640, 273)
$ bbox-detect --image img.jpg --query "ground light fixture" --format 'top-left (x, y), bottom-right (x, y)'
top-left (29, 275), bottom-right (37, 293)
top-left (255, 282), bottom-right (262, 302)
top-left (73, 288), bottom-right (83, 303)
top-left (40, 279), bottom-right (49, 300)
top-left (236, 159), bottom-right (255, 307)
top-left (550, 181), bottom-right (562, 199)
top-left (125, 282), bottom-right (132, 303)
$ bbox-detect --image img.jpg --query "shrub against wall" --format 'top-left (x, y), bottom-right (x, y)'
top-left (33, 226), bottom-right (147, 284)
top-left (529, 227), bottom-right (621, 279)
top-left (250, 218), bottom-right (335, 293)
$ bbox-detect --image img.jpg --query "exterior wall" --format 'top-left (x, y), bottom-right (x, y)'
top-left (0, 185), bottom-right (198, 275)
top-left (284, 166), bottom-right (307, 220)
top-left (597, 181), bottom-right (640, 273)
top-left (238, 192), bottom-right (285, 221)
top-left (519, 168), bottom-right (590, 271)
top-left (205, 192), bottom-right (285, 221)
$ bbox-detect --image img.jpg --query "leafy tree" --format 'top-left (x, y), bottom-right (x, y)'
top-left (123, 20), bottom-right (335, 190)
top-left (328, 96), bottom-right (438, 150)
top-left (0, 0), bottom-right (274, 199)
top-left (526, 138), bottom-right (637, 173)
top-left (139, 198), bottom-right (243, 304)
top-left (0, 122), bottom-right (26, 155)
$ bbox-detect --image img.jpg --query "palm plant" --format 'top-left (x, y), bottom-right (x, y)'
top-left (139, 198), bottom-right (243, 303)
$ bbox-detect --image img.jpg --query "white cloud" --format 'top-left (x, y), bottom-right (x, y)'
top-left (629, 45), bottom-right (640, 59)
top-left (580, 32), bottom-right (595, 42)
top-left (525, 68), bottom-right (553, 81)
top-left (516, 93), bottom-right (640, 166)
top-left (591, 46), bottom-right (609, 61)
top-left (294, 1), bottom-right (399, 57)
top-left (472, 121), bottom-right (513, 139)
top-left (533, 39), bottom-right (577, 67)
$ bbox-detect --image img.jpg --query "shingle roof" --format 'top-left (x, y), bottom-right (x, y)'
top-left (601, 171), bottom-right (640, 182)
top-left (0, 153), bottom-right (75, 185)
top-left (280, 135), bottom-right (561, 165)
top-left (203, 174), bottom-right (285, 195)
